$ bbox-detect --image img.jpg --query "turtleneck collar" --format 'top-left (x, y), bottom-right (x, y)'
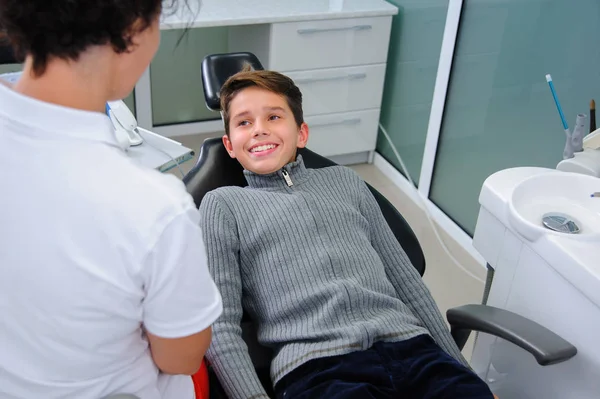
top-left (243, 154), bottom-right (310, 190)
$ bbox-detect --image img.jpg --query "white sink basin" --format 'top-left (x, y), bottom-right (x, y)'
top-left (508, 172), bottom-right (600, 241)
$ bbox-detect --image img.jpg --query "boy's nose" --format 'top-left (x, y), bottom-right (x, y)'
top-left (252, 123), bottom-right (270, 137)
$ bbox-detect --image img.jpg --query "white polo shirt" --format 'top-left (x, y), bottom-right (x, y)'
top-left (0, 81), bottom-right (223, 399)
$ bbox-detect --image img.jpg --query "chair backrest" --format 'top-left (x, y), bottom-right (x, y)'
top-left (201, 52), bottom-right (264, 111)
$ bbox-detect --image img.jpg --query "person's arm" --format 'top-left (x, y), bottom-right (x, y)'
top-left (356, 179), bottom-right (469, 366)
top-left (142, 203), bottom-right (223, 375)
top-left (145, 328), bottom-right (212, 375)
top-left (200, 192), bottom-right (270, 399)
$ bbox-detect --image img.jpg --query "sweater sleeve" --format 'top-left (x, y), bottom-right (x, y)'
top-left (199, 192), bottom-right (270, 399)
top-left (357, 180), bottom-right (469, 367)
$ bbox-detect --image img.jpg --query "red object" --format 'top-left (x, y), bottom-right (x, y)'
top-left (191, 360), bottom-right (210, 399)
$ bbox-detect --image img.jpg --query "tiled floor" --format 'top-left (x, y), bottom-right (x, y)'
top-left (172, 133), bottom-right (486, 361)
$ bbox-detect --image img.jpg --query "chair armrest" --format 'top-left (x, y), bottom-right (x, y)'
top-left (447, 304), bottom-right (577, 366)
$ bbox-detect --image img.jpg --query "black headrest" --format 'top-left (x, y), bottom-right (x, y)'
top-left (183, 138), bottom-right (426, 276)
top-left (0, 39), bottom-right (17, 65)
top-left (183, 138), bottom-right (247, 203)
top-left (201, 52), bottom-right (264, 111)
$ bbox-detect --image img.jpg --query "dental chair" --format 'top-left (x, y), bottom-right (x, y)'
top-left (183, 52), bottom-right (578, 398)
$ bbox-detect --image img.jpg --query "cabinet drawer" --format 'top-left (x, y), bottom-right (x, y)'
top-left (269, 16), bottom-right (392, 71)
top-left (286, 64), bottom-right (386, 116)
top-left (305, 109), bottom-right (381, 157)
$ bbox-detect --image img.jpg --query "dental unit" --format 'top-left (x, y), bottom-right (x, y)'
top-left (467, 120), bottom-right (600, 397)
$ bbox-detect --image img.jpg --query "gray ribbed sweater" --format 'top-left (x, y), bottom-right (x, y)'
top-left (199, 155), bottom-right (468, 399)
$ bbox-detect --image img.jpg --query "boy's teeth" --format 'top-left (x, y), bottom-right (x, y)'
top-left (251, 144), bottom-right (276, 153)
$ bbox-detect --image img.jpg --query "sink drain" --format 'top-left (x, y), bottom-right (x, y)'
top-left (542, 213), bottom-right (581, 234)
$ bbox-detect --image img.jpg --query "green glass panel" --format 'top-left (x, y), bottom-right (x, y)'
top-left (0, 64), bottom-right (21, 74)
top-left (150, 27), bottom-right (228, 126)
top-left (429, 0), bottom-right (600, 236)
top-left (377, 0), bottom-right (449, 185)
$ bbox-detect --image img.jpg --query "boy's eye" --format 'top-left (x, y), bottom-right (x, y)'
top-left (238, 120), bottom-right (250, 127)
top-left (269, 115), bottom-right (280, 121)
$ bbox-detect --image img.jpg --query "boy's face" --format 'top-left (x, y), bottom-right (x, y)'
top-left (223, 86), bottom-right (309, 175)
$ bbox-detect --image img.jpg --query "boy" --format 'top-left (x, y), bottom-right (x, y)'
top-left (199, 67), bottom-right (494, 399)
top-left (0, 1), bottom-right (221, 398)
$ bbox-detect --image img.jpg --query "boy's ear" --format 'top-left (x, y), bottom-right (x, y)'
top-left (222, 134), bottom-right (236, 158)
top-left (296, 122), bottom-right (309, 149)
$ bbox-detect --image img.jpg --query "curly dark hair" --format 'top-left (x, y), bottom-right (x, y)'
top-left (0, 0), bottom-right (183, 75)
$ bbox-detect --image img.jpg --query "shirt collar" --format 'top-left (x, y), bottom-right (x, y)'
top-left (0, 80), bottom-right (119, 147)
top-left (243, 154), bottom-right (310, 190)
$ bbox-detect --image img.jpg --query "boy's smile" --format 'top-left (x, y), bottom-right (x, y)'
top-left (248, 142), bottom-right (280, 157)
top-left (223, 86), bottom-right (309, 175)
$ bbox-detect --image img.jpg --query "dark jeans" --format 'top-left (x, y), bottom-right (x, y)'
top-left (274, 335), bottom-right (494, 399)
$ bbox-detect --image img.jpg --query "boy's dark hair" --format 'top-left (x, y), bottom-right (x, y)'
top-left (0, 0), bottom-right (182, 76)
top-left (220, 64), bottom-right (304, 136)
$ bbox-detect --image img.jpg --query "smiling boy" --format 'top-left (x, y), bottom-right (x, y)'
top-left (199, 67), bottom-right (495, 399)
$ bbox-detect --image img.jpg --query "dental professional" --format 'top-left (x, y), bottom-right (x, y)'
top-left (0, 1), bottom-right (222, 399)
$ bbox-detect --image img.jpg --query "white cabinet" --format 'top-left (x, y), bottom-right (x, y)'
top-left (306, 109), bottom-right (382, 157)
top-left (269, 17), bottom-right (392, 71)
top-left (285, 64), bottom-right (387, 116)
top-left (140, 0), bottom-right (399, 155)
top-left (230, 15), bottom-right (393, 163)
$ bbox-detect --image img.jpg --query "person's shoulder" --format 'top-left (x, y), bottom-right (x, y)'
top-left (312, 164), bottom-right (361, 178)
top-left (76, 144), bottom-right (192, 209)
top-left (125, 164), bottom-right (194, 214)
top-left (198, 185), bottom-right (250, 218)
top-left (201, 185), bottom-right (250, 206)
top-left (311, 164), bottom-right (364, 186)
top-left (206, 185), bottom-right (247, 198)
top-left (89, 154), bottom-right (198, 237)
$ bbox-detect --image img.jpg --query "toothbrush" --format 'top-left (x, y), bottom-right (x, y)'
top-left (546, 74), bottom-right (569, 130)
top-left (546, 74), bottom-right (573, 158)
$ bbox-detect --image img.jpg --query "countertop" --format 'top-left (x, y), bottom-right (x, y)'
top-left (160, 0), bottom-right (398, 30)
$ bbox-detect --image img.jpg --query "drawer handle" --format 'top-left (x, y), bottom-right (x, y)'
top-left (310, 118), bottom-right (361, 128)
top-left (297, 25), bottom-right (373, 35)
top-left (295, 73), bottom-right (367, 84)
